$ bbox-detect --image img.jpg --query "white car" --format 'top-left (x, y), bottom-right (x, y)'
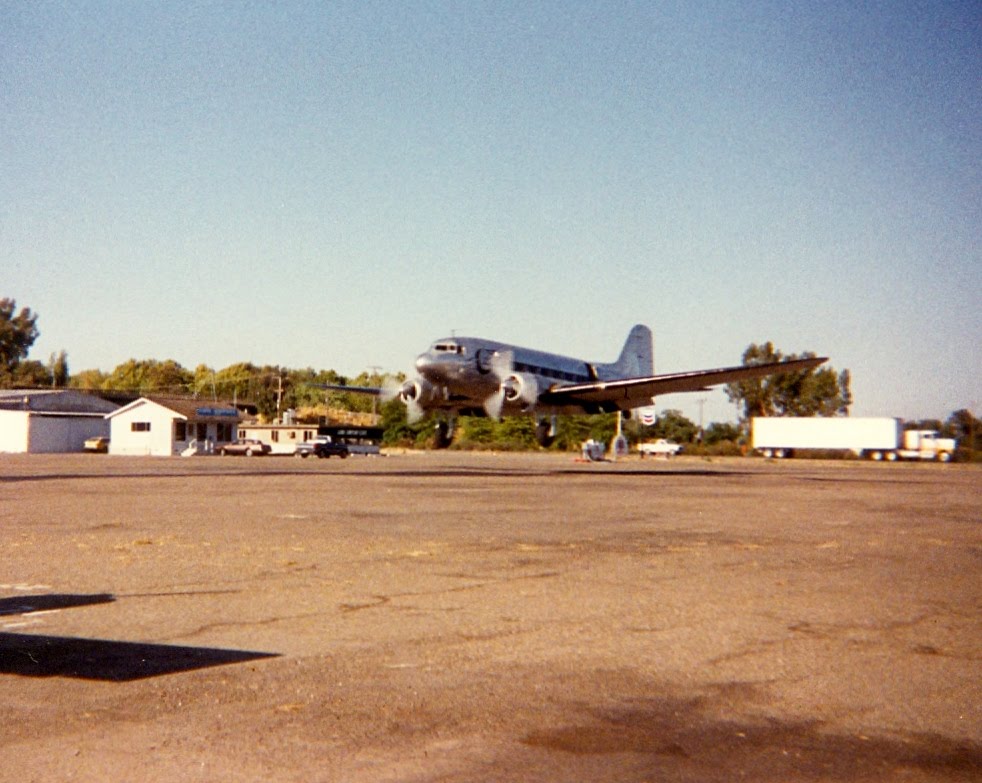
top-left (638, 439), bottom-right (682, 457)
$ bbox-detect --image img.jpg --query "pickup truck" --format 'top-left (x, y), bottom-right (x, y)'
top-left (637, 439), bottom-right (683, 457)
top-left (294, 437), bottom-right (349, 459)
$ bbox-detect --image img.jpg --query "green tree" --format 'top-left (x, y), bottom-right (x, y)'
top-left (639, 409), bottom-right (699, 443)
top-left (70, 368), bottom-right (109, 390)
top-left (11, 360), bottom-right (50, 387)
top-left (497, 415), bottom-right (538, 450)
top-left (103, 359), bottom-right (194, 394)
top-left (703, 421), bottom-right (742, 446)
top-left (0, 298), bottom-right (41, 387)
top-left (945, 409), bottom-right (978, 449)
top-left (457, 416), bottom-right (498, 447)
top-left (944, 408), bottom-right (979, 457)
top-left (49, 351), bottom-right (69, 387)
top-left (725, 342), bottom-right (851, 425)
top-left (551, 413), bottom-right (617, 451)
top-left (905, 418), bottom-right (944, 433)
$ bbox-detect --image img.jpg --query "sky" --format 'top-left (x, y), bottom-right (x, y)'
top-left (2, 1), bottom-right (979, 425)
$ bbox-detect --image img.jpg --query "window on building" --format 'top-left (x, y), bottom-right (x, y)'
top-left (272, 431), bottom-right (279, 443)
top-left (131, 422), bottom-right (151, 432)
top-left (195, 422), bottom-right (208, 440)
top-left (216, 422), bottom-right (233, 442)
top-left (174, 421), bottom-right (187, 441)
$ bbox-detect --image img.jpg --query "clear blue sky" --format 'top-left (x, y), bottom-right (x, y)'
top-left (3, 1), bottom-right (979, 424)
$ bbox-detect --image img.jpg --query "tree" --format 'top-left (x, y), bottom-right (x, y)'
top-left (70, 368), bottom-right (109, 390)
top-left (11, 360), bottom-right (50, 387)
top-left (640, 409), bottom-right (699, 443)
top-left (0, 298), bottom-right (40, 387)
top-left (49, 351), bottom-right (69, 387)
top-left (945, 409), bottom-right (977, 445)
top-left (703, 421), bottom-right (742, 446)
top-left (103, 359), bottom-right (194, 394)
top-left (725, 342), bottom-right (851, 425)
top-left (552, 414), bottom-right (617, 451)
top-left (945, 409), bottom-right (980, 456)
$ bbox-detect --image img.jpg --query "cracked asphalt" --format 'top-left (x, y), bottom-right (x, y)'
top-left (1, 452), bottom-right (979, 782)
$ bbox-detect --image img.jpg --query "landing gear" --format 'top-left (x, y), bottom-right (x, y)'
top-left (433, 418), bottom-right (456, 449)
top-left (535, 415), bottom-right (557, 449)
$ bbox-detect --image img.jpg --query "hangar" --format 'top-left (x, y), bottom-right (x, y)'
top-left (107, 397), bottom-right (241, 456)
top-left (0, 389), bottom-right (119, 453)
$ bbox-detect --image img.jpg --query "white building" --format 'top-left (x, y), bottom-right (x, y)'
top-left (0, 390), bottom-right (119, 453)
top-left (236, 423), bottom-right (319, 454)
top-left (107, 397), bottom-right (240, 456)
top-left (237, 423), bottom-right (384, 455)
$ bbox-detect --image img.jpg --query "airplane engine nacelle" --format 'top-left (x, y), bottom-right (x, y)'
top-left (502, 373), bottom-right (538, 410)
top-left (400, 377), bottom-right (442, 407)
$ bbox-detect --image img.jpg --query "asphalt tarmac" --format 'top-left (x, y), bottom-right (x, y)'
top-left (1, 452), bottom-right (979, 782)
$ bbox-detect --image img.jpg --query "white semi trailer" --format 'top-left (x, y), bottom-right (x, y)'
top-left (751, 417), bottom-right (956, 461)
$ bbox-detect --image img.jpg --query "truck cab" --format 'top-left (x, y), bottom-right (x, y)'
top-left (638, 439), bottom-right (683, 458)
top-left (294, 435), bottom-right (349, 459)
top-left (898, 430), bottom-right (956, 462)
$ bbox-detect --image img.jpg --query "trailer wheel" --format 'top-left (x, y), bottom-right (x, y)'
top-left (938, 451), bottom-right (952, 463)
top-left (885, 451), bottom-right (898, 461)
top-left (871, 451), bottom-right (883, 461)
top-left (762, 449), bottom-right (773, 459)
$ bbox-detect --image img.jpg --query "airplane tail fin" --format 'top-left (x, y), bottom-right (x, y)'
top-left (597, 325), bottom-right (653, 379)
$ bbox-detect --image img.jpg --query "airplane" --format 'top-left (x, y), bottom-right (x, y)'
top-left (326, 325), bottom-right (826, 448)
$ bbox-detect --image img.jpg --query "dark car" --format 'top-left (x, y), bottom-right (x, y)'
top-left (295, 436), bottom-right (349, 459)
top-left (219, 438), bottom-right (272, 457)
top-left (313, 440), bottom-right (349, 459)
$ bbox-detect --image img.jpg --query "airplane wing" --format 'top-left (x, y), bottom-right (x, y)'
top-left (315, 383), bottom-right (384, 396)
top-left (537, 356), bottom-right (827, 411)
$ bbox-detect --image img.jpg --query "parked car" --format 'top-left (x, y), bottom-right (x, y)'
top-left (637, 439), bottom-right (683, 457)
top-left (294, 436), bottom-right (349, 459)
top-left (313, 440), bottom-right (349, 459)
top-left (219, 438), bottom-right (272, 457)
top-left (84, 436), bottom-right (109, 453)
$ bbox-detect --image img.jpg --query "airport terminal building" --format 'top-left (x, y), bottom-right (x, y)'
top-left (107, 397), bottom-right (241, 456)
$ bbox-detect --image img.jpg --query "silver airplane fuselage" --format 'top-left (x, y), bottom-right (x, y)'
top-left (410, 336), bottom-right (607, 418)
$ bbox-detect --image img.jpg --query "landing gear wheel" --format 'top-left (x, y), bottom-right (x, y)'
top-left (433, 420), bottom-right (454, 449)
top-left (535, 417), bottom-right (557, 449)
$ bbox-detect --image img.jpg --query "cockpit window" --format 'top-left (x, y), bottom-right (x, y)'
top-left (433, 343), bottom-right (460, 353)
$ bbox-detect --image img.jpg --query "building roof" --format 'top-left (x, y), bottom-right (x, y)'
top-left (0, 389), bottom-right (120, 415)
top-left (107, 396), bottom-right (242, 421)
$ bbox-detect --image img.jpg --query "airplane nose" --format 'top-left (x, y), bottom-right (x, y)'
top-left (415, 353), bottom-right (434, 376)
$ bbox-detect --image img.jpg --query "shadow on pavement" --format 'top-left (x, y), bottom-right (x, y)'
top-left (522, 693), bottom-right (982, 781)
top-left (0, 632), bottom-right (279, 681)
top-left (0, 593), bottom-right (116, 616)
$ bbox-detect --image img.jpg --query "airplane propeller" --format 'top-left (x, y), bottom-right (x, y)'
top-left (379, 376), bottom-right (404, 403)
top-left (483, 350), bottom-right (514, 420)
top-left (382, 376), bottom-right (428, 424)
